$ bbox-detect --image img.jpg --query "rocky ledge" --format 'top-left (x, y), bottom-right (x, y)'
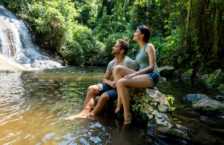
top-left (98, 88), bottom-right (192, 141)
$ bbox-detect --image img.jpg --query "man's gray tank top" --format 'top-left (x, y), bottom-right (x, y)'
top-left (135, 44), bottom-right (159, 75)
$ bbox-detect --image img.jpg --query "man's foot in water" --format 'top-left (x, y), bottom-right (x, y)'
top-left (66, 110), bottom-right (90, 120)
top-left (87, 113), bottom-right (95, 120)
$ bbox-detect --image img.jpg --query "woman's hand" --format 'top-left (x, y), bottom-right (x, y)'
top-left (124, 73), bottom-right (137, 80)
top-left (109, 81), bottom-right (116, 88)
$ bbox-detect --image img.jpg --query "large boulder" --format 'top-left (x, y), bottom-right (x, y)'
top-left (181, 69), bottom-right (195, 79)
top-left (182, 94), bottom-right (210, 102)
top-left (193, 99), bottom-right (224, 115)
top-left (158, 66), bottom-right (175, 77)
top-left (206, 69), bottom-right (224, 86)
top-left (130, 88), bottom-right (172, 128)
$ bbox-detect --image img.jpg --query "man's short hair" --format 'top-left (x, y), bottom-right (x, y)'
top-left (117, 39), bottom-right (129, 55)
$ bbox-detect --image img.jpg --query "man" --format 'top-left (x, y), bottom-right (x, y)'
top-left (66, 39), bottom-right (138, 120)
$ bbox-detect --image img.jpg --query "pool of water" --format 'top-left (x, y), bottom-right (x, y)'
top-left (0, 67), bottom-right (224, 145)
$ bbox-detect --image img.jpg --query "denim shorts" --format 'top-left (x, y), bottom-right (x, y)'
top-left (145, 72), bottom-right (160, 87)
top-left (97, 83), bottom-right (118, 101)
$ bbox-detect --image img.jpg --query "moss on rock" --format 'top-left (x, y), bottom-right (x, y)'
top-left (181, 69), bottom-right (194, 78)
top-left (205, 69), bottom-right (224, 85)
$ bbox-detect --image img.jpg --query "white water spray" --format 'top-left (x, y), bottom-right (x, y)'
top-left (0, 4), bottom-right (61, 70)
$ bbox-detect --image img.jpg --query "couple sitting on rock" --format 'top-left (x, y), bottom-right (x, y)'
top-left (66, 25), bottom-right (160, 124)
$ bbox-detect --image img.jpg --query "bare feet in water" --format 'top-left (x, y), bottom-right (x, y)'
top-left (115, 97), bottom-right (122, 113)
top-left (124, 113), bottom-right (132, 124)
top-left (87, 113), bottom-right (95, 120)
top-left (66, 110), bottom-right (90, 120)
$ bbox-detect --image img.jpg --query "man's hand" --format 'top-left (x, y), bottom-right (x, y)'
top-left (109, 81), bottom-right (116, 88)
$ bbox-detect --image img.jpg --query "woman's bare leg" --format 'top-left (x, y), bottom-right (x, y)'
top-left (115, 67), bottom-right (153, 124)
top-left (114, 65), bottom-right (136, 113)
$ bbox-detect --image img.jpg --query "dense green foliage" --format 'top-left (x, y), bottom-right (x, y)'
top-left (3, 0), bottom-right (224, 71)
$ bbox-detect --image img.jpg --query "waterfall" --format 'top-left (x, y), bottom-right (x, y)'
top-left (0, 4), bottom-right (61, 70)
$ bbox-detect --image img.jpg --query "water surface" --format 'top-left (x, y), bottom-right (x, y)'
top-left (0, 67), bottom-right (224, 145)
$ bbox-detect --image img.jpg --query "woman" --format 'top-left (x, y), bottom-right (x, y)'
top-left (114, 25), bottom-right (160, 124)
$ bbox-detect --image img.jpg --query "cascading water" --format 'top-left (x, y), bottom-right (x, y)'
top-left (0, 4), bottom-right (61, 70)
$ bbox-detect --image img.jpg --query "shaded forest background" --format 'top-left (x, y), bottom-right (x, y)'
top-left (2, 0), bottom-right (224, 73)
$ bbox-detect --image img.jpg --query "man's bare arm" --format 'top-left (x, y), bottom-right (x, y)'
top-left (103, 72), bottom-right (116, 88)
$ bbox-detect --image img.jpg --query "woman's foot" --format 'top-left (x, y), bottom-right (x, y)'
top-left (124, 113), bottom-right (132, 124)
top-left (115, 107), bottom-right (120, 113)
top-left (115, 97), bottom-right (122, 113)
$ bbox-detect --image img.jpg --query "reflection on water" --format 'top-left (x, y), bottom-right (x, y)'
top-left (0, 67), bottom-right (224, 145)
top-left (0, 67), bottom-right (147, 145)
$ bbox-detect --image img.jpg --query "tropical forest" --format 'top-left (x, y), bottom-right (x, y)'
top-left (0, 0), bottom-right (224, 144)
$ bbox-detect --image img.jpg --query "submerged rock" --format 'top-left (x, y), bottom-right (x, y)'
top-left (158, 66), bottom-right (175, 77)
top-left (182, 94), bottom-right (210, 102)
top-left (181, 69), bottom-right (195, 79)
top-left (205, 69), bottom-right (224, 86)
top-left (154, 125), bottom-right (190, 141)
top-left (193, 99), bottom-right (224, 115)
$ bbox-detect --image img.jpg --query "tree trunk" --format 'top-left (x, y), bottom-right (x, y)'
top-left (186, 0), bottom-right (192, 30)
top-left (211, 7), bottom-right (219, 59)
top-left (123, 0), bottom-right (127, 18)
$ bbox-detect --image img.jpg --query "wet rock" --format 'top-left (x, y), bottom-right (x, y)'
top-left (206, 69), bottom-right (224, 86)
top-left (31, 60), bottom-right (61, 68)
top-left (154, 125), bottom-right (189, 141)
top-left (131, 88), bottom-right (173, 127)
top-left (182, 94), bottom-right (210, 102)
top-left (215, 95), bottom-right (224, 100)
top-left (130, 88), bottom-right (170, 112)
top-left (201, 74), bottom-right (210, 80)
top-left (193, 99), bottom-right (224, 115)
top-left (199, 116), bottom-right (209, 122)
top-left (148, 110), bottom-right (173, 128)
top-left (181, 69), bottom-right (195, 79)
top-left (158, 66), bottom-right (175, 77)
top-left (173, 122), bottom-right (189, 133)
top-left (98, 88), bottom-right (172, 127)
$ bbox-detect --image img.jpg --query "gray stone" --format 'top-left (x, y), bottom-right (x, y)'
top-left (215, 95), bottom-right (224, 100)
top-left (205, 69), bottom-right (224, 85)
top-left (199, 116), bottom-right (209, 122)
top-left (154, 125), bottom-right (190, 140)
top-left (193, 99), bottom-right (224, 114)
top-left (182, 94), bottom-right (211, 102)
top-left (158, 66), bottom-right (175, 77)
top-left (201, 74), bottom-right (209, 80)
top-left (131, 88), bottom-right (172, 128)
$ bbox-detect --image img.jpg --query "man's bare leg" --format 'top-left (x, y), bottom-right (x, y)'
top-left (87, 92), bottom-right (110, 120)
top-left (66, 85), bottom-right (99, 119)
